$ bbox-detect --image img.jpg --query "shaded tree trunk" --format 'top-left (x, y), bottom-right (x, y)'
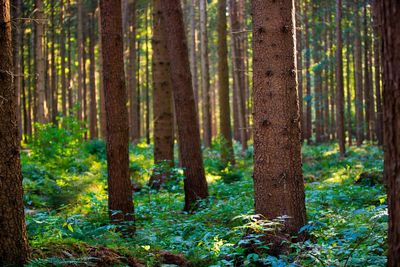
top-left (160, 0), bottom-right (209, 211)
top-left (99, 0), bottom-right (134, 225)
top-left (77, 0), bottom-right (84, 121)
top-left (346, 29), bottom-right (353, 146)
top-left (199, 0), bottom-right (212, 148)
top-left (218, 0), bottom-right (235, 165)
top-left (89, 13), bottom-right (98, 139)
top-left (50, 0), bottom-right (57, 124)
top-left (304, 1), bottom-right (312, 143)
top-left (35, 0), bottom-right (46, 123)
top-left (378, 1), bottom-right (400, 265)
top-left (12, 0), bottom-right (22, 138)
top-left (0, 0), bottom-right (30, 263)
top-left (149, 0), bottom-right (175, 189)
top-left (60, 0), bottom-right (67, 117)
top-left (354, 0), bottom-right (364, 146)
top-left (252, 0), bottom-right (306, 235)
top-left (336, 0), bottom-right (346, 157)
top-left (145, 6), bottom-right (151, 144)
top-left (363, 2), bottom-right (373, 141)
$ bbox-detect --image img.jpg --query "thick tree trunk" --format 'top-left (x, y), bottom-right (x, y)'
top-left (378, 1), bottom-right (400, 265)
top-left (336, 0), bottom-right (346, 157)
top-left (35, 0), bottom-right (46, 123)
top-left (218, 0), bottom-right (235, 165)
top-left (99, 0), bottom-right (134, 225)
top-left (199, 0), bottom-right (212, 148)
top-left (89, 13), bottom-right (98, 139)
top-left (252, 0), bottom-right (306, 235)
top-left (12, 0), bottom-right (22, 138)
top-left (160, 0), bottom-right (209, 211)
top-left (354, 0), bottom-right (364, 146)
top-left (149, 0), bottom-right (175, 189)
top-left (0, 0), bottom-right (30, 263)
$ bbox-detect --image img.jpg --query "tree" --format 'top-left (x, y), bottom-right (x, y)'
top-left (149, 0), bottom-right (174, 189)
top-left (354, 0), bottom-right (364, 146)
top-left (35, 0), bottom-right (46, 123)
top-left (77, 0), bottom-right (84, 121)
top-left (0, 0), bottom-right (30, 263)
top-left (218, 0), bottom-right (235, 165)
top-left (199, 0), bottom-right (212, 148)
top-left (378, 1), bottom-right (400, 265)
top-left (304, 0), bottom-right (312, 143)
top-left (252, 0), bottom-right (307, 235)
top-left (336, 0), bottom-right (346, 157)
top-left (99, 0), bottom-right (134, 225)
top-left (89, 11), bottom-right (98, 139)
top-left (160, 0), bottom-right (209, 211)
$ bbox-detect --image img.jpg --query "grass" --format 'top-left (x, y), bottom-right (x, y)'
top-left (22, 127), bottom-right (387, 266)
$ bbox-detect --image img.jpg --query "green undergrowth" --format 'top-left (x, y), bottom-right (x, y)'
top-left (22, 121), bottom-right (386, 266)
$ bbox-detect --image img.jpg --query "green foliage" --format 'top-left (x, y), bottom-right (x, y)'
top-left (24, 136), bottom-right (387, 266)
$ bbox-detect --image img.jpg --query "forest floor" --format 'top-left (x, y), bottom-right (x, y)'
top-left (23, 125), bottom-right (387, 266)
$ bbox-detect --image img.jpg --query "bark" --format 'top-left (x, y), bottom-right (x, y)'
top-left (97, 3), bottom-right (106, 139)
top-left (378, 1), bottom-right (400, 265)
top-left (296, 0), bottom-right (304, 142)
top-left (0, 0), bottom-right (30, 263)
top-left (229, 0), bottom-right (247, 153)
top-left (336, 0), bottom-right (346, 157)
top-left (50, 0), bottom-right (57, 124)
top-left (77, 0), bottom-right (84, 121)
top-left (60, 0), bottom-right (67, 117)
top-left (313, 5), bottom-right (323, 143)
top-left (304, 1), bottom-right (312, 143)
top-left (199, 0), bottom-right (212, 148)
top-left (89, 13), bottom-right (98, 139)
top-left (363, 2), bottom-right (373, 141)
top-left (188, 0), bottom-right (199, 112)
top-left (145, 6), bottom-right (150, 144)
top-left (346, 30), bottom-right (353, 146)
top-left (372, 0), bottom-right (383, 146)
top-left (35, 0), bottom-right (46, 123)
top-left (252, 0), bottom-right (306, 235)
top-left (160, 0), bottom-right (209, 211)
top-left (67, 0), bottom-right (73, 115)
top-left (354, 0), bottom-right (364, 146)
top-left (218, 0), bottom-right (235, 165)
top-left (12, 0), bottom-right (22, 138)
top-left (99, 0), bottom-right (134, 225)
top-left (149, 0), bottom-right (175, 189)
top-left (127, 0), bottom-right (139, 143)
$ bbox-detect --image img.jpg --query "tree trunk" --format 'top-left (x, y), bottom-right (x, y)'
top-left (363, 2), bottom-right (372, 141)
top-left (97, 2), bottom-right (106, 139)
top-left (346, 29), bottom-right (353, 146)
top-left (252, 0), bottom-right (306, 235)
top-left (149, 0), bottom-right (175, 189)
top-left (304, 1), bottom-right (312, 143)
top-left (77, 0), bottom-right (84, 122)
top-left (160, 0), bottom-right (209, 211)
top-left (89, 13), bottom-right (98, 139)
top-left (99, 0), bottom-right (134, 225)
top-left (60, 0), bottom-right (67, 117)
top-left (296, 0), bottom-right (304, 142)
top-left (372, 0), bottom-right (383, 146)
top-left (199, 0), bottom-right (212, 148)
top-left (188, 0), bottom-right (199, 113)
top-left (35, 0), bottom-right (46, 123)
top-left (145, 6), bottom-right (151, 144)
top-left (12, 0), bottom-right (22, 139)
top-left (50, 0), bottom-right (57, 124)
top-left (313, 5), bottom-right (323, 143)
top-left (0, 0), bottom-right (30, 263)
top-left (336, 0), bottom-right (346, 157)
top-left (67, 0), bottom-right (73, 115)
top-left (127, 0), bottom-right (139, 143)
top-left (378, 1), bottom-right (400, 265)
top-left (218, 0), bottom-right (235, 165)
top-left (354, 0), bottom-right (364, 146)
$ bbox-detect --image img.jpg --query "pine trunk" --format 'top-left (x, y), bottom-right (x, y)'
top-left (0, 0), bottom-right (30, 263)
top-left (354, 0), bottom-right (364, 146)
top-left (252, 0), bottom-right (306, 235)
top-left (99, 0), bottom-right (134, 225)
top-left (160, 0), bottom-right (209, 211)
top-left (35, 0), bottom-right (46, 123)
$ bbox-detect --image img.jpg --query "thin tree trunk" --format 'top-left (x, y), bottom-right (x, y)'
top-left (378, 1), bottom-right (400, 265)
top-left (0, 0), bottom-right (30, 263)
top-left (304, 0), bottom-right (312, 143)
top-left (218, 0), bottom-right (235, 165)
top-left (363, 2), bottom-right (372, 141)
top-left (89, 13), bottom-right (98, 139)
top-left (296, 0), bottom-right (304, 142)
top-left (160, 0), bottom-right (209, 211)
top-left (346, 29), bottom-right (353, 146)
top-left (50, 0), bottom-right (57, 124)
top-left (252, 0), bottom-right (306, 236)
top-left (60, 0), bottom-right (67, 117)
top-left (99, 0), bottom-right (134, 225)
top-left (189, 0), bottom-right (199, 112)
top-left (199, 0), bottom-right (212, 148)
top-left (77, 0), bottom-right (84, 121)
top-left (67, 0), bottom-right (73, 115)
top-left (336, 0), bottom-right (346, 157)
top-left (145, 6), bottom-right (150, 144)
top-left (313, 5), bottom-right (323, 143)
top-left (35, 0), bottom-right (46, 123)
top-left (354, 0), bottom-right (364, 146)
top-left (97, 3), bottom-right (106, 139)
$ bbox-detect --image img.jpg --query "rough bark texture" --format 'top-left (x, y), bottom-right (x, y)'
top-left (252, 0), bottom-right (307, 235)
top-left (149, 0), bottom-right (174, 189)
top-left (218, 0), bottom-right (235, 165)
top-left (354, 0), bottom-right (364, 146)
top-left (99, 0), bottom-right (134, 225)
top-left (379, 1), bottom-right (400, 265)
top-left (335, 0), bottom-right (346, 157)
top-left (160, 0), bottom-right (209, 211)
top-left (0, 0), bottom-right (30, 263)
top-left (199, 0), bottom-right (212, 148)
top-left (35, 0), bottom-right (46, 123)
